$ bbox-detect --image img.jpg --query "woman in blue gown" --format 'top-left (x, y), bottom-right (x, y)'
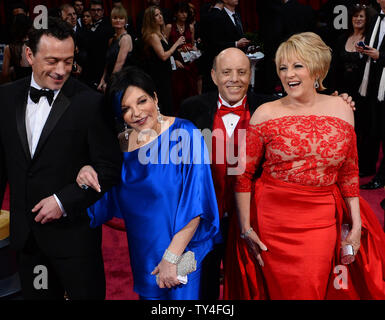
top-left (76, 67), bottom-right (221, 300)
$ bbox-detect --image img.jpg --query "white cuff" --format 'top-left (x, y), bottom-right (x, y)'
top-left (53, 194), bottom-right (67, 217)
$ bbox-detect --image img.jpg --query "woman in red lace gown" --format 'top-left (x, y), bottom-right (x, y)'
top-left (224, 32), bottom-right (385, 300)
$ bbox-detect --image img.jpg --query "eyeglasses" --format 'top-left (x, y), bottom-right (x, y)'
top-left (353, 4), bottom-right (367, 9)
top-left (90, 8), bottom-right (103, 12)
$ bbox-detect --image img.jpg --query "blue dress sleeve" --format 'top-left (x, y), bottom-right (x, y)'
top-left (87, 186), bottom-right (122, 228)
top-left (172, 123), bottom-right (221, 245)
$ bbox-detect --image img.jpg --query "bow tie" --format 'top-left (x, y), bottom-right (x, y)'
top-left (380, 13), bottom-right (385, 20)
top-left (29, 87), bottom-right (54, 105)
top-left (218, 104), bottom-right (245, 117)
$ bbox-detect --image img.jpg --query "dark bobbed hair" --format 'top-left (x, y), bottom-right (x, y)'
top-left (108, 67), bottom-right (157, 119)
top-left (173, 1), bottom-right (190, 16)
top-left (347, 4), bottom-right (370, 36)
top-left (27, 17), bottom-right (75, 55)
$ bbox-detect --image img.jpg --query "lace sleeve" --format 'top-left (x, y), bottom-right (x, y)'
top-left (337, 129), bottom-right (359, 197)
top-left (234, 124), bottom-right (265, 192)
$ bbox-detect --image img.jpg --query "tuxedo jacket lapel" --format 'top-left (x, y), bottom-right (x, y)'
top-left (15, 77), bottom-right (32, 161)
top-left (32, 84), bottom-right (71, 161)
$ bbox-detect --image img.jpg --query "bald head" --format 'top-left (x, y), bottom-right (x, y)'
top-left (211, 48), bottom-right (251, 105)
top-left (213, 48), bottom-right (251, 71)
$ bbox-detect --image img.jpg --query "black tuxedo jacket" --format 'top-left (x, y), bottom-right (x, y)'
top-left (364, 14), bottom-right (385, 97)
top-left (83, 18), bottom-right (114, 85)
top-left (179, 90), bottom-right (278, 131)
top-left (210, 10), bottom-right (245, 56)
top-left (0, 76), bottom-right (122, 257)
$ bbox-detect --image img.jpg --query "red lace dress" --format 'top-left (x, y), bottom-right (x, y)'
top-left (224, 115), bottom-right (385, 300)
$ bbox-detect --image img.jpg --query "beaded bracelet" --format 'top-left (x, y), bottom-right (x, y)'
top-left (240, 227), bottom-right (253, 239)
top-left (162, 249), bottom-right (181, 264)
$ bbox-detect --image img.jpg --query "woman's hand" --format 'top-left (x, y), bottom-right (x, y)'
top-left (176, 36), bottom-right (186, 47)
top-left (342, 226), bottom-right (361, 255)
top-left (175, 60), bottom-right (184, 69)
top-left (242, 228), bottom-right (268, 267)
top-left (76, 165), bottom-right (101, 192)
top-left (151, 259), bottom-right (180, 288)
top-left (97, 79), bottom-right (107, 93)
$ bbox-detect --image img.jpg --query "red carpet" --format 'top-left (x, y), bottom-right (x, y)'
top-left (1, 181), bottom-right (384, 300)
top-left (102, 175), bottom-right (385, 300)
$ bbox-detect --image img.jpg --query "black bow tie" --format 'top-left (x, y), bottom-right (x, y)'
top-left (29, 87), bottom-right (54, 105)
top-left (380, 13), bottom-right (385, 20)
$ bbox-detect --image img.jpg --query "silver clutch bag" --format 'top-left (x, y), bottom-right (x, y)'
top-left (156, 251), bottom-right (197, 285)
top-left (177, 251), bottom-right (197, 276)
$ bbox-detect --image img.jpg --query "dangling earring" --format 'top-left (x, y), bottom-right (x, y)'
top-left (314, 78), bottom-right (320, 89)
top-left (124, 123), bottom-right (129, 140)
top-left (156, 105), bottom-right (163, 123)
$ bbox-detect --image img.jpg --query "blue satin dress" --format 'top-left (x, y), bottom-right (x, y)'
top-left (88, 118), bottom-right (221, 299)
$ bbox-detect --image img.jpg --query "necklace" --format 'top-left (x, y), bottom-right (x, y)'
top-left (350, 34), bottom-right (363, 47)
top-left (176, 23), bottom-right (185, 35)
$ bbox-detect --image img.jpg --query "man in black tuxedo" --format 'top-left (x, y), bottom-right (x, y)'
top-left (82, 0), bottom-right (114, 89)
top-left (180, 48), bottom-right (276, 299)
top-left (357, 0), bottom-right (385, 189)
top-left (200, 0), bottom-right (224, 93)
top-left (203, 0), bottom-right (250, 93)
top-left (210, 0), bottom-right (250, 54)
top-left (0, 17), bottom-right (122, 300)
top-left (60, 3), bottom-right (86, 78)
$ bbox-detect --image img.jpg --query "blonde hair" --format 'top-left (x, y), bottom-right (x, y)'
top-left (275, 32), bottom-right (331, 91)
top-left (142, 5), bottom-right (164, 52)
top-left (111, 6), bottom-right (127, 22)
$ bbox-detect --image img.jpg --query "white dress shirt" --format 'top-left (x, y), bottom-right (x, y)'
top-left (223, 6), bottom-right (236, 25)
top-left (27, 74), bottom-right (66, 215)
top-left (378, 11), bottom-right (385, 50)
top-left (217, 94), bottom-right (246, 137)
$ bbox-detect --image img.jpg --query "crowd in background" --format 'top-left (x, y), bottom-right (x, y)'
top-left (1, 0), bottom-right (385, 184)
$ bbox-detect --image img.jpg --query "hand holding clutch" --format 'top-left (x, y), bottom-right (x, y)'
top-left (155, 251), bottom-right (197, 286)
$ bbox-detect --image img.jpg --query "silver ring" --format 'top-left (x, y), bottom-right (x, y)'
top-left (81, 184), bottom-right (89, 190)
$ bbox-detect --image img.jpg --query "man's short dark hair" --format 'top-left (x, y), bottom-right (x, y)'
top-left (60, 3), bottom-right (75, 13)
top-left (11, 1), bottom-right (28, 13)
top-left (27, 17), bottom-right (75, 55)
top-left (72, 0), bottom-right (84, 5)
top-left (90, 0), bottom-right (103, 7)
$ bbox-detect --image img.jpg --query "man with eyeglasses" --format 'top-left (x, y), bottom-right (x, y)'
top-left (81, 0), bottom-right (113, 90)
